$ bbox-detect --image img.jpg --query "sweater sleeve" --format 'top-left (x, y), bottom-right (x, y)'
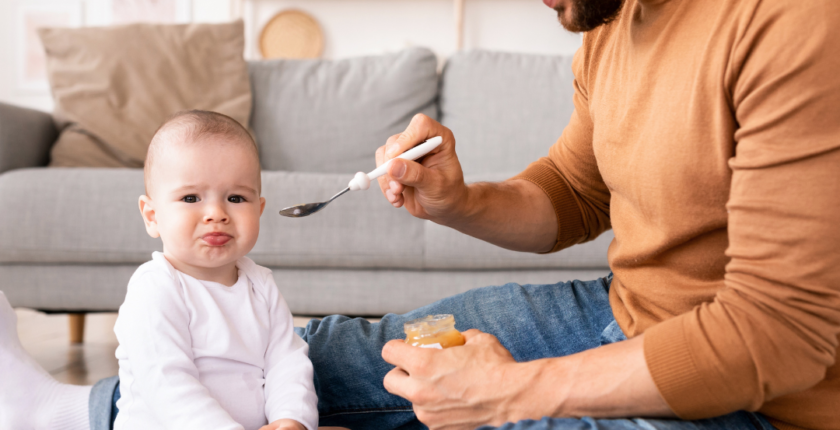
top-left (643, 0), bottom-right (840, 419)
top-left (262, 271), bottom-right (319, 430)
top-left (114, 270), bottom-right (244, 430)
top-left (513, 39), bottom-right (612, 252)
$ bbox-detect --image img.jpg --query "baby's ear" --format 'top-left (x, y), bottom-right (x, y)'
top-left (138, 195), bottom-right (160, 238)
top-left (259, 196), bottom-right (266, 216)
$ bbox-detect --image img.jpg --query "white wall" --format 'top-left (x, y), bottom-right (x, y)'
top-left (242, 0), bottom-right (580, 60)
top-left (0, 0), bottom-right (580, 113)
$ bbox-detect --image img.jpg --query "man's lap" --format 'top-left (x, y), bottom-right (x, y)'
top-left (94, 276), bottom-right (775, 429)
top-left (295, 276), bottom-right (617, 428)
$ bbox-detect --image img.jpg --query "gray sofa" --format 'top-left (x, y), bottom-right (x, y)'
top-left (0, 48), bottom-right (611, 319)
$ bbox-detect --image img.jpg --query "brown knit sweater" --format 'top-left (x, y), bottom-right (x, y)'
top-left (514, 0), bottom-right (840, 429)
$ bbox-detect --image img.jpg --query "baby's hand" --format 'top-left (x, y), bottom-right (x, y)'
top-left (259, 418), bottom-right (306, 430)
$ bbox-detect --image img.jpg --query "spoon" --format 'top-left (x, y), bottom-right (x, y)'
top-left (279, 136), bottom-right (444, 217)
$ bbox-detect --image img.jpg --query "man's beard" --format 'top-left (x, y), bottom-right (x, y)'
top-left (556, 0), bottom-right (625, 32)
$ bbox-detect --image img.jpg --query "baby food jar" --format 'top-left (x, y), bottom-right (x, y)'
top-left (404, 314), bottom-right (466, 349)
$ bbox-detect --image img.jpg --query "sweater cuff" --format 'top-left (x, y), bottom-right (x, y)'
top-left (644, 315), bottom-right (729, 419)
top-left (512, 161), bottom-right (585, 253)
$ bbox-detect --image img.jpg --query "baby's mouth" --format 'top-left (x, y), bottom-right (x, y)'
top-left (202, 232), bottom-right (233, 246)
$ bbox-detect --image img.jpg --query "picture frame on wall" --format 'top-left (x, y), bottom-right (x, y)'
top-left (15, 1), bottom-right (83, 92)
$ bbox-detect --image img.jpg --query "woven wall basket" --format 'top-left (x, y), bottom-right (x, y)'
top-left (259, 9), bottom-right (324, 59)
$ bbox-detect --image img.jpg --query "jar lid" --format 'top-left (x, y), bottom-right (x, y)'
top-left (404, 314), bottom-right (456, 334)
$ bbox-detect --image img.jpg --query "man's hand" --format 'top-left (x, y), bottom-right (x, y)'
top-left (374, 113), bottom-right (559, 253)
top-left (382, 329), bottom-right (546, 430)
top-left (382, 330), bottom-right (674, 429)
top-left (259, 418), bottom-right (306, 430)
top-left (375, 114), bottom-right (470, 223)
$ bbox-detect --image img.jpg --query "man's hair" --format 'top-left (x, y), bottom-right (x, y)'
top-left (144, 110), bottom-right (259, 196)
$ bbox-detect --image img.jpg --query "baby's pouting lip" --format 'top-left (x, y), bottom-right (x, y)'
top-left (201, 232), bottom-right (233, 246)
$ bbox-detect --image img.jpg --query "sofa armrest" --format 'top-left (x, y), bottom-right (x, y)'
top-left (0, 102), bottom-right (58, 173)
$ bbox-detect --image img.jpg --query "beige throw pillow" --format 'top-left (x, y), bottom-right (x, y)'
top-left (40, 20), bottom-right (252, 167)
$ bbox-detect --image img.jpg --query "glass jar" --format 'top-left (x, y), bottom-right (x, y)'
top-left (403, 314), bottom-right (466, 349)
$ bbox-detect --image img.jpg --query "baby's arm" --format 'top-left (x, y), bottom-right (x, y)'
top-left (261, 273), bottom-right (319, 430)
top-left (115, 271), bottom-right (244, 430)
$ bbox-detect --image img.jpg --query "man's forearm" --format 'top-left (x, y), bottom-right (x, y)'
top-left (441, 179), bottom-right (559, 254)
top-left (517, 335), bottom-right (674, 419)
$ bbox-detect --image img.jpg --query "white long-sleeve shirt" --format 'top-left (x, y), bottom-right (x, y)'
top-left (113, 252), bottom-right (318, 430)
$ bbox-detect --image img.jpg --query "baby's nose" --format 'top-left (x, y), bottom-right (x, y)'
top-left (204, 206), bottom-right (229, 223)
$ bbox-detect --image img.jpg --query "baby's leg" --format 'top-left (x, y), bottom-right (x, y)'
top-left (0, 291), bottom-right (91, 430)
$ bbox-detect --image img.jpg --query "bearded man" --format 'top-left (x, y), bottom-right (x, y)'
top-left (355, 0), bottom-right (840, 428)
top-left (1, 0), bottom-right (838, 429)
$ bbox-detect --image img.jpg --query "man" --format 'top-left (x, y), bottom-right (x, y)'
top-left (351, 0), bottom-right (840, 428)
top-left (1, 0), bottom-right (838, 429)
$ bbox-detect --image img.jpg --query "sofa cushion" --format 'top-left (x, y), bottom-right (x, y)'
top-left (0, 168), bottom-right (426, 268)
top-left (249, 47), bottom-right (439, 174)
top-left (251, 171), bottom-right (425, 269)
top-left (40, 21), bottom-right (251, 168)
top-left (0, 168), bottom-right (159, 263)
top-left (0, 168), bottom-right (609, 270)
top-left (439, 50), bottom-right (576, 176)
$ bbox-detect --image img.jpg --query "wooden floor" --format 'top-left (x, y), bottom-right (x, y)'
top-left (16, 308), bottom-right (121, 386)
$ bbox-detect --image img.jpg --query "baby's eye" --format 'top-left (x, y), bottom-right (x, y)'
top-left (182, 195), bottom-right (199, 203)
top-left (228, 195), bottom-right (245, 203)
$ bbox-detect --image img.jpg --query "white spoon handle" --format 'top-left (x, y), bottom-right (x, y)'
top-left (349, 136), bottom-right (443, 191)
top-left (368, 136), bottom-right (443, 179)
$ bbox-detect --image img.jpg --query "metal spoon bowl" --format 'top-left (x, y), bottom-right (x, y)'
top-left (279, 187), bottom-right (350, 217)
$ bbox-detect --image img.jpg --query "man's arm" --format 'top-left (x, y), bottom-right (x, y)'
top-left (377, 42), bottom-right (610, 254)
top-left (374, 114), bottom-right (559, 253)
top-left (381, 330), bottom-right (672, 430)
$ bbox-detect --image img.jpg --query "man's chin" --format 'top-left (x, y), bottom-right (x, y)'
top-left (556, 7), bottom-right (581, 33)
top-left (554, 0), bottom-right (626, 33)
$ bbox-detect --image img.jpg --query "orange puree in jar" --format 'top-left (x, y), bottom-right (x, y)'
top-left (404, 314), bottom-right (465, 349)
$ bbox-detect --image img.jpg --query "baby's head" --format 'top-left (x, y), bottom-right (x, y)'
top-left (139, 110), bottom-right (264, 278)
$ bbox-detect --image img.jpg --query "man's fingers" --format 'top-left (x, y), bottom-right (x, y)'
top-left (388, 159), bottom-right (431, 188)
top-left (376, 145), bottom-right (392, 196)
top-left (382, 366), bottom-right (411, 397)
top-left (385, 133), bottom-right (402, 148)
top-left (385, 114), bottom-right (441, 158)
top-left (382, 339), bottom-right (437, 373)
top-left (383, 367), bottom-right (435, 406)
top-left (462, 329), bottom-right (484, 341)
top-left (389, 180), bottom-right (405, 195)
top-left (463, 329), bottom-right (500, 345)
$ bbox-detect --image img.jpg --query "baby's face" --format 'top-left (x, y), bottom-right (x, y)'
top-left (140, 136), bottom-right (265, 274)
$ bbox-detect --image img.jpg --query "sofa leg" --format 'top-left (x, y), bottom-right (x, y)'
top-left (68, 313), bottom-right (86, 344)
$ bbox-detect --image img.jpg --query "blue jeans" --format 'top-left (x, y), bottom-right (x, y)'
top-left (90, 276), bottom-right (776, 430)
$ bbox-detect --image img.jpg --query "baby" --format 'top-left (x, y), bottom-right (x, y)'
top-left (113, 110), bottom-right (318, 430)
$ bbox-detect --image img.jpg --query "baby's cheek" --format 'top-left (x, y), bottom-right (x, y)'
top-left (240, 212), bottom-right (262, 244)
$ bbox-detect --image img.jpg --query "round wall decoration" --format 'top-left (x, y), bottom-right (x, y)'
top-left (259, 9), bottom-right (324, 60)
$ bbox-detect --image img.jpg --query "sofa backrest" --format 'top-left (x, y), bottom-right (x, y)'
top-left (248, 47), bottom-right (439, 173)
top-left (439, 50), bottom-right (576, 176)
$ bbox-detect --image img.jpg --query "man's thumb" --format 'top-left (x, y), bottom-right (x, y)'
top-left (389, 159), bottom-right (425, 186)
